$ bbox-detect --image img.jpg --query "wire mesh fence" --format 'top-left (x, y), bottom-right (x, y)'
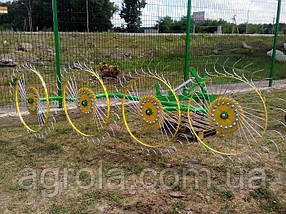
top-left (0, 0), bottom-right (285, 109)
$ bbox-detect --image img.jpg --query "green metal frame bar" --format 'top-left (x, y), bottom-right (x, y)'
top-left (52, 0), bottom-right (63, 108)
top-left (184, 0), bottom-right (192, 82)
top-left (41, 93), bottom-right (207, 114)
top-left (269, 0), bottom-right (282, 87)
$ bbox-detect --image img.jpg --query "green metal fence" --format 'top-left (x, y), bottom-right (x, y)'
top-left (0, 0), bottom-right (285, 110)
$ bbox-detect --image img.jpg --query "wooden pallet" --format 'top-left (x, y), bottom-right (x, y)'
top-left (165, 112), bottom-right (216, 141)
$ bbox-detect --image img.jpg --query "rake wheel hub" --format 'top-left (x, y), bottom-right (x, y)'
top-left (208, 97), bottom-right (243, 134)
top-left (26, 87), bottom-right (40, 115)
top-left (138, 95), bottom-right (163, 129)
top-left (78, 87), bottom-right (97, 118)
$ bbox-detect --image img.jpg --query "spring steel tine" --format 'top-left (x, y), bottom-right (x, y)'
top-left (269, 139), bottom-right (279, 153)
top-left (177, 140), bottom-right (184, 148)
top-left (250, 69), bottom-right (264, 86)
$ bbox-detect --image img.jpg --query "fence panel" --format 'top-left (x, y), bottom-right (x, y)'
top-left (189, 0), bottom-right (286, 81)
top-left (0, 0), bottom-right (286, 110)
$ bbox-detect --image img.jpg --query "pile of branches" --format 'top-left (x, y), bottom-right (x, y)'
top-left (99, 63), bottom-right (122, 79)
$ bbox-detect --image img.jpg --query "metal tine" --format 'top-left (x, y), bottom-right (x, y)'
top-left (179, 133), bottom-right (189, 144)
top-left (274, 120), bottom-right (286, 128)
top-left (147, 59), bottom-right (154, 72)
top-left (114, 85), bottom-right (120, 93)
top-left (197, 140), bottom-right (208, 152)
top-left (250, 69), bottom-right (264, 87)
top-left (204, 61), bottom-right (216, 77)
top-left (269, 139), bottom-right (279, 153)
top-left (275, 97), bottom-right (286, 102)
top-left (231, 58), bottom-right (243, 78)
top-left (213, 59), bottom-right (224, 76)
top-left (128, 72), bottom-right (133, 79)
top-left (254, 152), bottom-right (262, 162)
top-left (236, 157), bottom-right (242, 164)
top-left (222, 57), bottom-right (234, 76)
top-left (166, 149), bottom-right (171, 155)
top-left (217, 154), bottom-right (224, 161)
top-left (158, 149), bottom-right (163, 156)
top-left (152, 149), bottom-right (157, 155)
top-left (210, 150), bottom-right (219, 160)
top-left (242, 62), bottom-right (254, 72)
top-left (118, 78), bottom-right (124, 88)
top-left (226, 156), bottom-right (234, 164)
top-left (172, 145), bottom-right (178, 153)
top-left (176, 140), bottom-right (184, 148)
top-left (110, 127), bottom-right (115, 137)
top-left (141, 67), bottom-right (147, 75)
top-left (96, 137), bottom-right (101, 144)
top-left (113, 112), bottom-right (120, 120)
top-left (134, 68), bottom-right (140, 76)
top-left (146, 148), bottom-right (150, 154)
top-left (147, 66), bottom-right (153, 76)
top-left (246, 154), bottom-right (254, 163)
top-left (270, 130), bottom-right (285, 140)
top-left (106, 132), bottom-right (111, 138)
top-left (154, 62), bottom-right (161, 73)
top-left (83, 61), bottom-right (91, 70)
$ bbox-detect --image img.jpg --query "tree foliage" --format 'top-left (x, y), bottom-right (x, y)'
top-left (156, 16), bottom-right (285, 34)
top-left (0, 0), bottom-right (117, 32)
top-left (120, 0), bottom-right (146, 32)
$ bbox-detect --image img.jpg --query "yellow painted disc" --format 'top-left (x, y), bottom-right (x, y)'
top-left (26, 87), bottom-right (40, 115)
top-left (138, 95), bottom-right (163, 129)
top-left (78, 87), bottom-right (97, 119)
top-left (207, 97), bottom-right (244, 134)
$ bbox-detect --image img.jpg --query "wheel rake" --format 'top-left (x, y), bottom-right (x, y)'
top-left (9, 60), bottom-right (285, 162)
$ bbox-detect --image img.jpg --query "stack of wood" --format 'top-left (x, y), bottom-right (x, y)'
top-left (99, 63), bottom-right (122, 79)
top-left (164, 111), bottom-right (216, 141)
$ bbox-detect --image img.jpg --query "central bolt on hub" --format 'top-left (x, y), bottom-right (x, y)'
top-left (146, 108), bottom-right (153, 116)
top-left (28, 98), bottom-right (34, 104)
top-left (82, 100), bottom-right (88, 107)
top-left (220, 111), bottom-right (229, 120)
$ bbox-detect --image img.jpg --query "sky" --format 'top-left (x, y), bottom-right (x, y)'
top-left (112, 0), bottom-right (286, 27)
top-left (1, 0), bottom-right (285, 27)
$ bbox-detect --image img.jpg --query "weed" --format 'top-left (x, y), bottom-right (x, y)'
top-left (48, 204), bottom-right (67, 214)
top-left (219, 190), bottom-right (234, 201)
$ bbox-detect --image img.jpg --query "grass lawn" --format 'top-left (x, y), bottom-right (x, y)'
top-left (0, 88), bottom-right (285, 213)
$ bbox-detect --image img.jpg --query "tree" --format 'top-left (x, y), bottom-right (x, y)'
top-left (156, 16), bottom-right (173, 33)
top-left (0, 0), bottom-right (117, 32)
top-left (120, 0), bottom-right (146, 32)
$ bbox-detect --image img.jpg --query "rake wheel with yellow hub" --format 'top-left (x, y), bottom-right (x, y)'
top-left (122, 74), bottom-right (181, 148)
top-left (63, 68), bottom-right (110, 137)
top-left (15, 67), bottom-right (50, 133)
top-left (187, 74), bottom-right (268, 156)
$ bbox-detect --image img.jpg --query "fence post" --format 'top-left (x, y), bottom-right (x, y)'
top-left (269, 0), bottom-right (282, 87)
top-left (52, 0), bottom-right (62, 108)
top-left (184, 0), bottom-right (192, 82)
